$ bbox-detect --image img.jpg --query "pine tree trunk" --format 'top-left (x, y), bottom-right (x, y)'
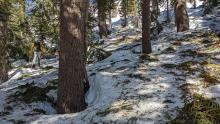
top-left (142, 0), bottom-right (152, 54)
top-left (156, 0), bottom-right (160, 16)
top-left (133, 0), bottom-right (139, 28)
top-left (97, 0), bottom-right (108, 39)
top-left (84, 1), bottom-right (90, 94)
top-left (194, 0), bottom-right (197, 8)
top-left (57, 0), bottom-right (88, 114)
top-left (0, 29), bottom-right (8, 84)
top-left (166, 0), bottom-right (171, 22)
top-left (124, 0), bottom-right (128, 27)
top-left (0, 8), bottom-right (9, 84)
top-left (175, 0), bottom-right (189, 32)
top-left (151, 0), bottom-right (159, 22)
top-left (121, 0), bottom-right (128, 27)
top-left (108, 9), bottom-right (112, 30)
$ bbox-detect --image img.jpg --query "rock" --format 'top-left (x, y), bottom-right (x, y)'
top-left (87, 47), bottom-right (112, 63)
top-left (11, 59), bottom-right (27, 68)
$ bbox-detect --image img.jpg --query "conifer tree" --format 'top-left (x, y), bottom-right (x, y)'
top-left (97, 0), bottom-right (108, 38)
top-left (0, 0), bottom-right (10, 84)
top-left (142, 0), bottom-right (152, 54)
top-left (57, 0), bottom-right (89, 113)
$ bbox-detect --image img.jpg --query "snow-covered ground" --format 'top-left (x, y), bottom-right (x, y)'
top-left (1, 1), bottom-right (220, 123)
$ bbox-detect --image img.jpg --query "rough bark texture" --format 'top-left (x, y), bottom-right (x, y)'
top-left (0, 5), bottom-right (9, 84)
top-left (175, 0), bottom-right (189, 32)
top-left (97, 0), bottom-right (108, 39)
top-left (0, 28), bottom-right (9, 84)
top-left (84, 1), bottom-right (90, 94)
top-left (142, 0), bottom-right (152, 54)
top-left (58, 0), bottom-right (88, 114)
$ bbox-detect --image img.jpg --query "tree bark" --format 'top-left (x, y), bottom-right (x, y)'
top-left (108, 9), bottom-right (112, 30)
top-left (0, 2), bottom-right (9, 84)
top-left (0, 22), bottom-right (9, 84)
top-left (133, 0), bottom-right (139, 28)
top-left (120, 0), bottom-right (128, 27)
top-left (142, 0), bottom-right (152, 54)
top-left (124, 0), bottom-right (128, 27)
top-left (58, 0), bottom-right (88, 114)
top-left (97, 0), bottom-right (108, 39)
top-left (175, 0), bottom-right (189, 32)
top-left (166, 0), bottom-right (171, 22)
top-left (83, 0), bottom-right (90, 95)
top-left (194, 0), bottom-right (197, 8)
top-left (151, 0), bottom-right (159, 22)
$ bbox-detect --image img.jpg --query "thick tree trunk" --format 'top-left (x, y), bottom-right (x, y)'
top-left (0, 34), bottom-right (8, 84)
top-left (142, 0), bottom-right (152, 54)
top-left (0, 10), bottom-right (9, 84)
top-left (58, 0), bottom-right (88, 114)
top-left (84, 1), bottom-right (90, 95)
top-left (0, 61), bottom-right (8, 85)
top-left (175, 0), bottom-right (189, 32)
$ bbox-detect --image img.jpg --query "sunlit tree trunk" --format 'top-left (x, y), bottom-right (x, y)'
top-left (58, 0), bottom-right (89, 114)
top-left (142, 0), bottom-right (152, 54)
top-left (133, 0), bottom-right (139, 28)
top-left (175, 0), bottom-right (189, 32)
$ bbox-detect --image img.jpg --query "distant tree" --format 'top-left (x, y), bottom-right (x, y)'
top-left (129, 0), bottom-right (139, 28)
top-left (193, 0), bottom-right (197, 8)
top-left (97, 0), bottom-right (108, 39)
top-left (29, 0), bottom-right (59, 44)
top-left (0, 0), bottom-right (32, 61)
top-left (57, 0), bottom-right (89, 113)
top-left (175, 0), bottom-right (189, 32)
top-left (151, 0), bottom-right (163, 35)
top-left (142, 0), bottom-right (152, 54)
top-left (203, 0), bottom-right (218, 15)
top-left (151, 0), bottom-right (159, 22)
top-left (107, 0), bottom-right (115, 30)
top-left (166, 0), bottom-right (171, 22)
top-left (120, 0), bottom-right (128, 27)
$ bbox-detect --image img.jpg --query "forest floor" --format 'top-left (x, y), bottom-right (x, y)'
top-left (1, 4), bottom-right (220, 124)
